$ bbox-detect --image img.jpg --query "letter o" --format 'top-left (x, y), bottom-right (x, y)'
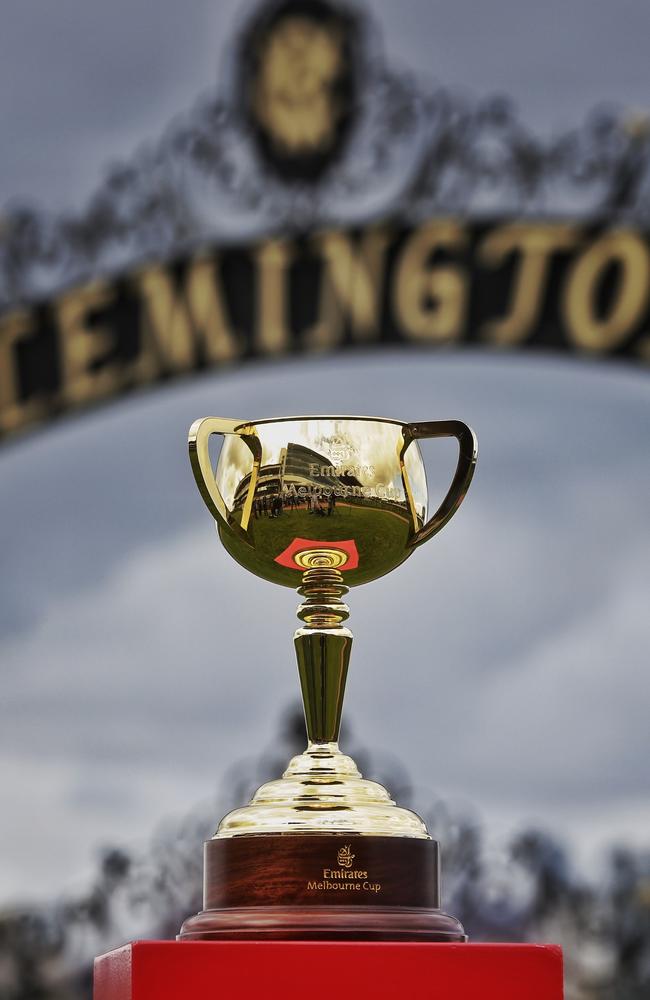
top-left (563, 230), bottom-right (650, 352)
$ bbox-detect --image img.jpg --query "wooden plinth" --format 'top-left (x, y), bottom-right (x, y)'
top-left (179, 834), bottom-right (466, 941)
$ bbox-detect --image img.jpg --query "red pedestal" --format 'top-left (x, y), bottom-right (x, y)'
top-left (94, 940), bottom-right (563, 1000)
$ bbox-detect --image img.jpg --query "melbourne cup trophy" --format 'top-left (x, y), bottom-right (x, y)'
top-left (179, 415), bottom-right (477, 941)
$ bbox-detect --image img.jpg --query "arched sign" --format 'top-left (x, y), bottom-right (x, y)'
top-left (1, 0), bottom-right (649, 444)
top-left (1, 219), bottom-right (648, 442)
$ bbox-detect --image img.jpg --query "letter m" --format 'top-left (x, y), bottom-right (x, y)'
top-left (134, 256), bottom-right (240, 373)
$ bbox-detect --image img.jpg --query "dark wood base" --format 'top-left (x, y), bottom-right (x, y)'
top-left (178, 834), bottom-right (466, 942)
top-left (179, 904), bottom-right (466, 940)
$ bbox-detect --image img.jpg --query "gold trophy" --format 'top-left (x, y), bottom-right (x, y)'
top-left (180, 416), bottom-right (477, 941)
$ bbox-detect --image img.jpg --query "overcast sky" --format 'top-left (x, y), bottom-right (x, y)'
top-left (3, 0), bottom-right (650, 210)
top-left (1, 352), bottom-right (649, 902)
top-left (0, 0), bottom-right (649, 905)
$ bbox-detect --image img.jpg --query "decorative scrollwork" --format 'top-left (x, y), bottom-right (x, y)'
top-left (2, 0), bottom-right (650, 310)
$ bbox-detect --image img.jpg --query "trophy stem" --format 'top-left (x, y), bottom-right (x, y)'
top-left (296, 566), bottom-right (350, 629)
top-left (295, 567), bottom-right (352, 745)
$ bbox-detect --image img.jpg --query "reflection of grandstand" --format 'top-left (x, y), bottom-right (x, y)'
top-left (232, 443), bottom-right (362, 509)
top-left (283, 443), bottom-right (362, 491)
top-left (231, 442), bottom-right (415, 517)
top-left (232, 455), bottom-right (283, 510)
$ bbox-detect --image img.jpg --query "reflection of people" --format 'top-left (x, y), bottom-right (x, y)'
top-left (327, 493), bottom-right (335, 516)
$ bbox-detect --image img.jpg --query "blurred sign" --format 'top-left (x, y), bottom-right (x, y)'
top-left (239, 0), bottom-right (359, 181)
top-left (1, 218), bottom-right (649, 441)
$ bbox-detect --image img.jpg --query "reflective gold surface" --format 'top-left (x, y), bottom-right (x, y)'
top-left (216, 743), bottom-right (429, 839)
top-left (189, 415), bottom-right (476, 588)
top-left (188, 415), bottom-right (477, 838)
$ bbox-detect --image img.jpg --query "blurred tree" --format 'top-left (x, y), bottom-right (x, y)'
top-left (0, 705), bottom-right (648, 1000)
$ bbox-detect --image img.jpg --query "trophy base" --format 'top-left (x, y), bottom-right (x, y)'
top-left (178, 905), bottom-right (466, 941)
top-left (178, 834), bottom-right (466, 942)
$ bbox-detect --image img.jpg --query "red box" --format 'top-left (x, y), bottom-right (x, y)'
top-left (94, 940), bottom-right (563, 1000)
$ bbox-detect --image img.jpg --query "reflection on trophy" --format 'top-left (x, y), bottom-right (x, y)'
top-left (180, 416), bottom-right (477, 941)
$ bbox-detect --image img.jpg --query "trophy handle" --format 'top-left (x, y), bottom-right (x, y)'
top-left (188, 417), bottom-right (261, 545)
top-left (403, 420), bottom-right (477, 549)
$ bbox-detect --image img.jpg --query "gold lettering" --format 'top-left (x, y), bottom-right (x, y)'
top-left (0, 309), bottom-right (48, 435)
top-left (133, 256), bottom-right (239, 379)
top-left (305, 228), bottom-right (388, 349)
top-left (393, 220), bottom-right (467, 341)
top-left (57, 280), bottom-right (120, 407)
top-left (479, 223), bottom-right (577, 344)
top-left (255, 239), bottom-right (292, 355)
top-left (562, 229), bottom-right (650, 352)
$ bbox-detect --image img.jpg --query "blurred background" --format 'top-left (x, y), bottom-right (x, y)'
top-left (1, 1), bottom-right (649, 998)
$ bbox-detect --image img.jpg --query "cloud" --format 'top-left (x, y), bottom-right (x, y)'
top-left (0, 0), bottom-right (241, 209)
top-left (4, 0), bottom-right (650, 209)
top-left (0, 352), bottom-right (648, 900)
top-left (2, 0), bottom-right (650, 903)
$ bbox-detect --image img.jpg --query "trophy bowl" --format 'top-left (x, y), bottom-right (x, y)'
top-left (189, 415), bottom-right (476, 588)
top-left (180, 414), bottom-right (477, 942)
